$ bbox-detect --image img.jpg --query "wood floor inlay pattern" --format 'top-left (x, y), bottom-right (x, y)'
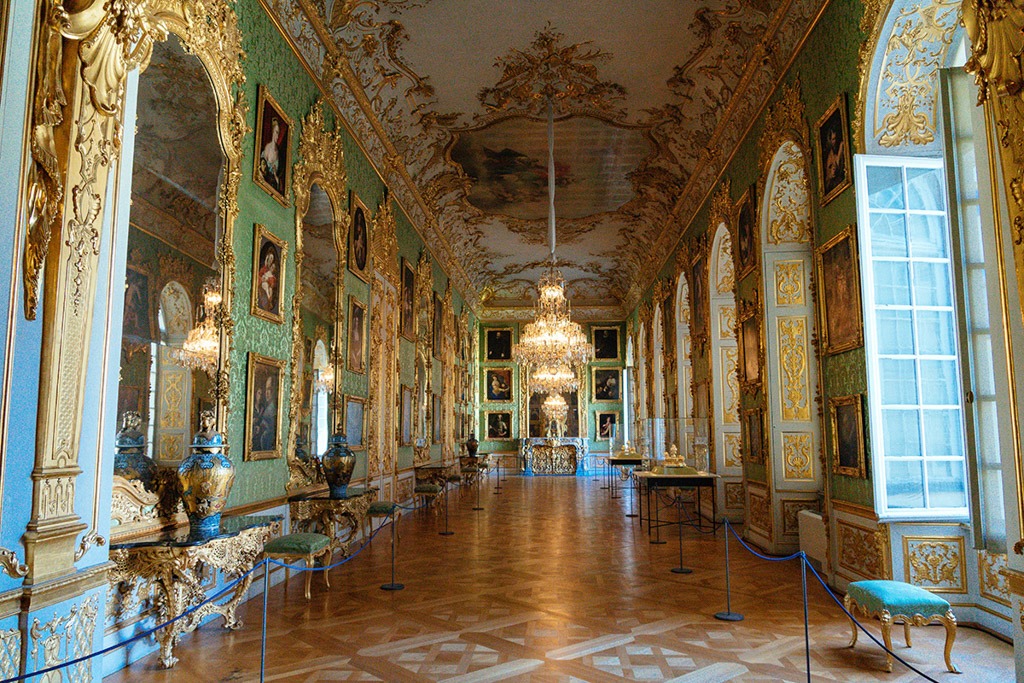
top-left (105, 476), bottom-right (1014, 682)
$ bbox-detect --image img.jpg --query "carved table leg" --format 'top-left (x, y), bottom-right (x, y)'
top-left (843, 595), bottom-right (858, 648)
top-left (879, 609), bottom-right (894, 673)
top-left (903, 619), bottom-right (912, 648)
top-left (939, 609), bottom-right (960, 674)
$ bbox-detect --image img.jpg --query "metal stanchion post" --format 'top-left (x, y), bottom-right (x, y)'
top-left (611, 463), bottom-right (621, 500)
top-left (651, 488), bottom-right (666, 544)
top-left (714, 519), bottom-right (744, 621)
top-left (801, 554), bottom-right (811, 683)
top-left (473, 468), bottom-right (484, 511)
top-left (670, 496), bottom-right (692, 574)
top-left (260, 563), bottom-right (270, 682)
top-left (494, 457), bottom-right (503, 494)
top-left (626, 468), bottom-right (637, 518)
top-left (601, 455), bottom-right (609, 490)
top-left (381, 509), bottom-right (405, 590)
top-left (440, 482), bottom-right (455, 536)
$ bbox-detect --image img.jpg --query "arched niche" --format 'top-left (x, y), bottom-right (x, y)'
top-left (412, 249), bottom-right (434, 466)
top-left (710, 222), bottom-right (742, 521)
top-left (675, 270), bottom-right (693, 442)
top-left (652, 302), bottom-right (666, 419)
top-left (286, 100), bottom-right (348, 492)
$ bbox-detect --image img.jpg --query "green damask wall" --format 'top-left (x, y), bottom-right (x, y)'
top-left (632, 0), bottom-right (873, 508)
top-left (224, 0), bottom-right (470, 506)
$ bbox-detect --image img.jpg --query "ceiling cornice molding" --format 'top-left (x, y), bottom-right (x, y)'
top-left (261, 0), bottom-right (478, 315)
top-left (625, 0), bottom-right (830, 314)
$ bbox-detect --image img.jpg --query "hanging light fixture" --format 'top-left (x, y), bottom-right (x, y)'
top-left (541, 392), bottom-right (569, 426)
top-left (170, 279), bottom-right (221, 376)
top-left (511, 97), bottom-right (593, 381)
top-left (314, 364), bottom-right (335, 395)
top-left (530, 363), bottom-right (578, 395)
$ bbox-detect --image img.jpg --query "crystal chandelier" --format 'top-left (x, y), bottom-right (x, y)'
top-left (530, 363), bottom-right (578, 395)
top-left (511, 98), bottom-right (593, 382)
top-left (170, 280), bottom-right (221, 376)
top-left (314, 364), bottom-right (335, 395)
top-left (541, 392), bottom-right (568, 425)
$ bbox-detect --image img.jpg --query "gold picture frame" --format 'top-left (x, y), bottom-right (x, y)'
top-left (245, 352), bottom-right (286, 461)
top-left (592, 366), bottom-right (622, 402)
top-left (592, 326), bottom-right (621, 361)
top-left (734, 184), bottom-right (758, 280)
top-left (484, 367), bottom-right (513, 403)
top-left (742, 407), bottom-right (766, 465)
top-left (814, 92), bottom-right (852, 206)
top-left (737, 303), bottom-right (763, 390)
top-left (344, 395), bottom-right (366, 451)
top-left (253, 85), bottom-right (293, 207)
top-left (347, 297), bottom-right (366, 374)
top-left (485, 328), bottom-right (513, 361)
top-left (348, 194), bottom-right (371, 283)
top-left (830, 394), bottom-right (866, 478)
top-left (250, 223), bottom-right (288, 324)
top-left (815, 225), bottom-right (863, 355)
top-left (400, 257), bottom-right (416, 341)
top-left (485, 410), bottom-right (513, 440)
top-left (595, 411), bottom-right (619, 441)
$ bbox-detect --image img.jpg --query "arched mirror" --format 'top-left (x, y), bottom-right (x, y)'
top-left (114, 34), bottom-right (226, 473)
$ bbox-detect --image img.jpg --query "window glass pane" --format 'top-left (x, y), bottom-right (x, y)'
top-left (886, 460), bottom-right (925, 508)
top-left (916, 310), bottom-right (955, 355)
top-left (919, 360), bottom-right (959, 405)
top-left (867, 166), bottom-right (905, 209)
top-left (880, 359), bottom-right (918, 404)
top-left (883, 409), bottom-right (921, 456)
top-left (972, 334), bottom-right (995, 395)
top-left (963, 207), bottom-right (985, 262)
top-left (955, 140), bottom-right (979, 199)
top-left (908, 214), bottom-right (947, 258)
top-left (877, 310), bottom-right (914, 354)
top-left (906, 167), bottom-right (945, 211)
top-left (923, 409), bottom-right (965, 457)
top-left (926, 460), bottom-right (967, 508)
top-left (912, 262), bottom-right (952, 307)
top-left (874, 262), bottom-right (911, 305)
top-left (967, 268), bottom-right (990, 328)
top-left (871, 213), bottom-right (908, 256)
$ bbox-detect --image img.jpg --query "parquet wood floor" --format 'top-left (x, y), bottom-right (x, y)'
top-left (105, 475), bottom-right (1014, 682)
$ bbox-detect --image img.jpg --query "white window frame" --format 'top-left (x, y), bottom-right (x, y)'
top-left (855, 153), bottom-right (971, 521)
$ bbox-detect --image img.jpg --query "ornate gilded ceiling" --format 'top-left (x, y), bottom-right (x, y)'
top-left (269, 0), bottom-right (828, 319)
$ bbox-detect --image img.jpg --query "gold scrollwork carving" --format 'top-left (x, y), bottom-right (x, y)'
top-left (29, 594), bottom-right (98, 678)
top-left (782, 432), bottom-right (813, 480)
top-left (978, 550), bottom-right (1010, 606)
top-left (778, 316), bottom-right (810, 422)
top-left (0, 626), bottom-right (19, 680)
top-left (905, 536), bottom-right (967, 593)
top-left (774, 260), bottom-right (805, 306)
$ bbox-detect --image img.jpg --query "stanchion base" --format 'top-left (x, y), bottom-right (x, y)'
top-left (439, 530), bottom-right (455, 536)
top-left (650, 539), bottom-right (667, 545)
top-left (670, 567), bottom-right (693, 574)
top-left (380, 583), bottom-right (405, 591)
top-left (610, 495), bottom-right (621, 500)
top-left (600, 486), bottom-right (609, 490)
top-left (625, 513), bottom-right (638, 518)
top-left (472, 506), bottom-right (484, 511)
top-left (493, 490), bottom-right (502, 495)
top-left (714, 611), bottom-right (744, 622)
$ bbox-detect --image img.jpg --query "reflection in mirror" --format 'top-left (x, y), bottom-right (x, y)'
top-left (297, 184), bottom-right (338, 459)
top-left (115, 35), bottom-right (224, 479)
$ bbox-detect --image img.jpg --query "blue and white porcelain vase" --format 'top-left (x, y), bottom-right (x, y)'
top-left (321, 432), bottom-right (356, 499)
top-left (113, 411), bottom-right (157, 490)
top-left (178, 410), bottom-right (235, 539)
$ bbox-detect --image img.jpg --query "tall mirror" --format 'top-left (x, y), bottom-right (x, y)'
top-left (115, 35), bottom-right (226, 473)
top-left (286, 102), bottom-right (347, 491)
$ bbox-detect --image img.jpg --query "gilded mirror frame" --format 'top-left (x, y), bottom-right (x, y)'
top-left (412, 249), bottom-right (434, 465)
top-left (286, 99), bottom-right (349, 492)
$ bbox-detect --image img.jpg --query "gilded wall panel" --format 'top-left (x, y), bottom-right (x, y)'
top-left (774, 260), bottom-right (805, 306)
top-left (837, 519), bottom-right (882, 579)
top-left (725, 482), bottom-right (745, 510)
top-left (747, 484), bottom-right (771, 536)
top-left (778, 317), bottom-right (810, 422)
top-left (29, 595), bottom-right (98, 681)
top-left (721, 346), bottom-right (739, 424)
top-left (978, 550), bottom-right (1010, 607)
top-left (766, 146), bottom-right (812, 244)
top-left (781, 499), bottom-right (818, 536)
top-left (715, 236), bottom-right (735, 295)
top-left (782, 431), bottom-right (814, 481)
top-left (723, 432), bottom-right (743, 469)
top-left (719, 306), bottom-right (737, 339)
top-left (0, 628), bottom-right (19, 680)
top-left (904, 536), bottom-right (967, 594)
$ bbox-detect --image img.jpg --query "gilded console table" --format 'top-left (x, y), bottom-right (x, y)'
top-left (108, 515), bottom-right (281, 669)
top-left (522, 437), bottom-right (589, 475)
top-left (289, 488), bottom-right (374, 556)
top-left (415, 462), bottom-right (459, 486)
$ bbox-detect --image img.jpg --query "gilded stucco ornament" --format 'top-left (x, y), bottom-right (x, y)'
top-left (287, 99), bottom-right (349, 492)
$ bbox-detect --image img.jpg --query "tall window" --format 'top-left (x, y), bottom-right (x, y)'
top-left (856, 155), bottom-right (968, 518)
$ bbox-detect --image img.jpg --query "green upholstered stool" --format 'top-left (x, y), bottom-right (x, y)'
top-left (843, 580), bottom-right (959, 674)
top-left (364, 500), bottom-right (401, 541)
top-left (413, 483), bottom-right (443, 508)
top-left (262, 532), bottom-right (332, 600)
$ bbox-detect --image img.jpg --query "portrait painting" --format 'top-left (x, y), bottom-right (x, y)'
top-left (347, 297), bottom-right (366, 374)
top-left (432, 292), bottom-right (443, 358)
top-left (735, 185), bottom-right (758, 278)
top-left (485, 368), bottom-right (513, 402)
top-left (253, 86), bottom-right (292, 206)
top-left (122, 266), bottom-right (152, 341)
top-left (815, 93), bottom-right (852, 206)
top-left (245, 352), bottom-right (285, 460)
top-left (251, 224), bottom-right (287, 323)
top-left (349, 196), bottom-right (370, 283)
top-left (596, 411), bottom-right (619, 441)
top-left (742, 408), bottom-right (765, 465)
top-left (815, 225), bottom-right (863, 355)
top-left (432, 394), bottom-right (442, 443)
top-left (592, 367), bottom-right (622, 402)
top-left (400, 258), bottom-right (415, 340)
top-left (401, 385), bottom-right (413, 446)
top-left (486, 328), bottom-right (512, 361)
top-left (345, 396), bottom-right (365, 450)
top-left (739, 310), bottom-right (762, 388)
top-left (486, 411), bottom-right (513, 440)
top-left (592, 326), bottom-right (620, 361)
top-left (830, 394), bottom-right (865, 478)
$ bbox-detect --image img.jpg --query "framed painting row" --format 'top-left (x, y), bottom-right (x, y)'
top-left (483, 326), bottom-right (623, 362)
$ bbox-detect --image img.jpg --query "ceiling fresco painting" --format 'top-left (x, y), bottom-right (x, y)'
top-left (266, 0), bottom-right (829, 319)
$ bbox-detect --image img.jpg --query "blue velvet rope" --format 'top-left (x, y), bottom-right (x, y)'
top-left (721, 517), bottom-right (944, 682)
top-left (0, 515), bottom-right (399, 682)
